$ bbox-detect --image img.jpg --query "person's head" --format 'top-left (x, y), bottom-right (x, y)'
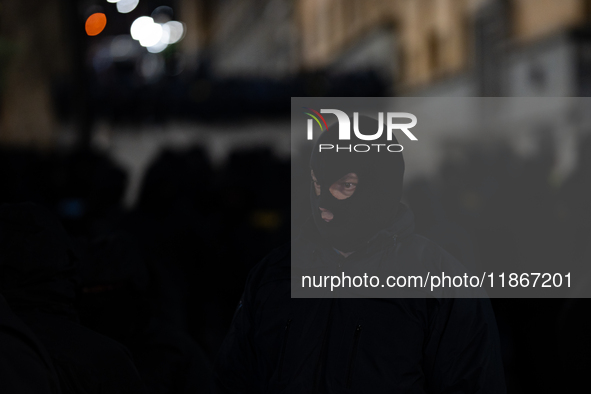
top-left (309, 115), bottom-right (405, 252)
top-left (311, 170), bottom-right (358, 222)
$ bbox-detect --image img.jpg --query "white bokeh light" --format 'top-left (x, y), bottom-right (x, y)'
top-left (147, 41), bottom-right (168, 53)
top-left (147, 23), bottom-right (170, 53)
top-left (139, 23), bottom-right (162, 47)
top-left (164, 21), bottom-right (185, 44)
top-left (130, 16), bottom-right (163, 48)
top-left (159, 23), bottom-right (171, 45)
top-left (106, 0), bottom-right (120, 3)
top-left (130, 17), bottom-right (154, 40)
top-left (130, 14), bottom-right (185, 52)
top-left (116, 0), bottom-right (139, 13)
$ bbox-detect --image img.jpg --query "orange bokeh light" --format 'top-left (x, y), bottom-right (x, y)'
top-left (85, 13), bottom-right (107, 36)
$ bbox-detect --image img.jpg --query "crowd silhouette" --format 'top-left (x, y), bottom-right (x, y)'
top-left (0, 132), bottom-right (590, 393)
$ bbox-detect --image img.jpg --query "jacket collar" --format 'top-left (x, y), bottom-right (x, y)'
top-left (294, 203), bottom-right (415, 265)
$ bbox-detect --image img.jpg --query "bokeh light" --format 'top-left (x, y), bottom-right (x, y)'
top-left (130, 16), bottom-right (163, 47)
top-left (160, 23), bottom-right (171, 45)
top-left (117, 0), bottom-right (140, 14)
top-left (130, 17), bottom-right (154, 40)
top-left (85, 13), bottom-right (107, 36)
top-left (139, 23), bottom-right (162, 47)
top-left (151, 6), bottom-right (173, 23)
top-left (147, 24), bottom-right (170, 53)
top-left (131, 16), bottom-right (185, 51)
top-left (146, 21), bottom-right (185, 53)
top-left (164, 21), bottom-right (185, 44)
top-left (147, 41), bottom-right (168, 54)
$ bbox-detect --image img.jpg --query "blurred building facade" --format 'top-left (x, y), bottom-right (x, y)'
top-left (3, 0), bottom-right (591, 147)
top-left (0, 0), bottom-right (71, 148)
top-left (199, 0), bottom-right (591, 95)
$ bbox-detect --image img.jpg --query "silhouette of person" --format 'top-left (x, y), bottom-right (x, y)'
top-left (213, 117), bottom-right (506, 393)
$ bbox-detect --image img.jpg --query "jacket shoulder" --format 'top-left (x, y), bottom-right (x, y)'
top-left (244, 243), bottom-right (291, 294)
top-left (398, 234), bottom-right (486, 297)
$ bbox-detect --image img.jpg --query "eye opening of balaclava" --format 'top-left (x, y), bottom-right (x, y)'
top-left (309, 115), bottom-right (405, 252)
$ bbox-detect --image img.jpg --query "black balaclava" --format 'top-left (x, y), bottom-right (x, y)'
top-left (309, 115), bottom-right (405, 252)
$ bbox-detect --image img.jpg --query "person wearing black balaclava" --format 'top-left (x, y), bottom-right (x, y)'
top-left (213, 116), bottom-right (506, 393)
top-left (308, 116), bottom-right (404, 254)
top-left (0, 202), bottom-right (146, 394)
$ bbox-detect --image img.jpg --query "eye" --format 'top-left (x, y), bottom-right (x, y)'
top-left (344, 182), bottom-right (356, 189)
top-left (312, 179), bottom-right (321, 196)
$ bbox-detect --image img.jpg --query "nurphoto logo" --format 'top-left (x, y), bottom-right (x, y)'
top-left (303, 108), bottom-right (417, 152)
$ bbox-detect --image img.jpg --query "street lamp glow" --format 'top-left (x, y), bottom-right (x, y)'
top-left (116, 0), bottom-right (139, 14)
top-left (164, 21), bottom-right (185, 44)
top-left (138, 23), bottom-right (162, 47)
top-left (130, 16), bottom-right (154, 40)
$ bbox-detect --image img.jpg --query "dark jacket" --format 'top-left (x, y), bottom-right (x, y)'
top-left (0, 295), bottom-right (61, 394)
top-left (0, 203), bottom-right (146, 394)
top-left (16, 310), bottom-right (147, 394)
top-left (213, 204), bottom-right (506, 393)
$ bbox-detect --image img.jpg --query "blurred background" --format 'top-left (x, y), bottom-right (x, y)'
top-left (2, 0), bottom-right (591, 393)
